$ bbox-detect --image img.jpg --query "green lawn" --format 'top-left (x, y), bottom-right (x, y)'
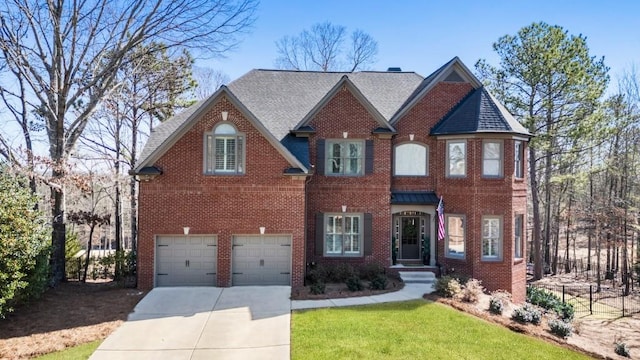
top-left (33, 340), bottom-right (101, 360)
top-left (292, 300), bottom-right (591, 360)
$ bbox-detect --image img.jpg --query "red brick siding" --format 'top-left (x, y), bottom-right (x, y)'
top-left (392, 82), bottom-right (473, 191)
top-left (138, 96), bottom-right (306, 290)
top-left (306, 86), bottom-right (392, 268)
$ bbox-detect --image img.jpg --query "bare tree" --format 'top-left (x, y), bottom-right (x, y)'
top-left (275, 21), bottom-right (378, 72)
top-left (193, 66), bottom-right (230, 100)
top-left (0, 0), bottom-right (257, 284)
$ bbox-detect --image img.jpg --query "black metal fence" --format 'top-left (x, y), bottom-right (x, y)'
top-left (528, 283), bottom-right (640, 318)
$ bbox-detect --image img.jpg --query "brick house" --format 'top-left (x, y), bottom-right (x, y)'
top-left (133, 57), bottom-right (531, 302)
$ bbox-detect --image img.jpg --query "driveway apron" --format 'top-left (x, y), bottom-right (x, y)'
top-left (90, 286), bottom-right (291, 360)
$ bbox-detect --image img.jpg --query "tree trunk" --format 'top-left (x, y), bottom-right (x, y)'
top-left (565, 189), bottom-right (573, 273)
top-left (530, 145), bottom-right (543, 280)
top-left (82, 225), bottom-right (96, 283)
top-left (51, 185), bottom-right (66, 284)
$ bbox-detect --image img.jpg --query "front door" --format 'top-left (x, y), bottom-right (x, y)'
top-left (401, 217), bottom-right (420, 259)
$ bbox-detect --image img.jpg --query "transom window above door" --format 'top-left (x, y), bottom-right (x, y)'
top-left (326, 140), bottom-right (364, 176)
top-left (204, 123), bottom-right (245, 175)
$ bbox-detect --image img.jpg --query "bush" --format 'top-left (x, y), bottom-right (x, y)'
top-left (346, 276), bottom-right (364, 291)
top-left (512, 303), bottom-right (542, 325)
top-left (460, 279), bottom-right (484, 303)
top-left (310, 282), bottom-right (326, 295)
top-left (549, 319), bottom-right (573, 338)
top-left (334, 263), bottom-right (356, 283)
top-left (369, 274), bottom-right (387, 290)
top-left (527, 286), bottom-right (574, 321)
top-left (65, 231), bottom-right (83, 280)
top-left (435, 276), bottom-right (462, 298)
top-left (358, 263), bottom-right (385, 281)
top-left (489, 290), bottom-right (511, 315)
top-left (0, 171), bottom-right (51, 317)
top-left (615, 342), bottom-right (630, 358)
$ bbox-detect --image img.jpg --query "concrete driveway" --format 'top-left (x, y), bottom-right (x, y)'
top-left (90, 286), bottom-right (291, 360)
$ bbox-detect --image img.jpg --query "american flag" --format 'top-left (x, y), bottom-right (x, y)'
top-left (437, 196), bottom-right (445, 241)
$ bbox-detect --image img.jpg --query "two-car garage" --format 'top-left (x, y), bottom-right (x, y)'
top-left (155, 234), bottom-right (291, 287)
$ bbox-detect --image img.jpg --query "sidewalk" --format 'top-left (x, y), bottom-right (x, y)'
top-left (292, 282), bottom-right (434, 310)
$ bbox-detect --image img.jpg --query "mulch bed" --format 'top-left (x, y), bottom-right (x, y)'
top-left (0, 281), bottom-right (146, 359)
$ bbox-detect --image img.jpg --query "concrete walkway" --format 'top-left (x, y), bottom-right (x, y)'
top-left (91, 272), bottom-right (434, 360)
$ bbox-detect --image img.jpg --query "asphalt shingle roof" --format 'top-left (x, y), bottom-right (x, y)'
top-left (430, 87), bottom-right (531, 136)
top-left (227, 70), bottom-right (423, 140)
top-left (134, 57), bottom-right (531, 172)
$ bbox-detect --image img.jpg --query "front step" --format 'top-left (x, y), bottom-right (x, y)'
top-left (399, 271), bottom-right (436, 284)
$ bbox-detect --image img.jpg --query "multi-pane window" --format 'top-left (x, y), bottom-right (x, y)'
top-left (514, 141), bottom-right (525, 178)
top-left (205, 123), bottom-right (244, 174)
top-left (446, 140), bottom-right (466, 177)
top-left (483, 140), bottom-right (502, 177)
top-left (394, 143), bottom-right (428, 176)
top-left (445, 215), bottom-right (465, 258)
top-left (327, 141), bottom-right (363, 176)
top-left (514, 214), bottom-right (524, 259)
top-left (325, 214), bottom-right (362, 256)
top-left (482, 216), bottom-right (502, 260)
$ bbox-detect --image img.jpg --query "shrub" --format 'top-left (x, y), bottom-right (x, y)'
top-left (358, 263), bottom-right (385, 281)
top-left (310, 282), bottom-right (326, 295)
top-left (489, 290), bottom-right (511, 315)
top-left (346, 276), bottom-right (364, 291)
top-left (512, 303), bottom-right (542, 325)
top-left (549, 319), bottom-right (573, 338)
top-left (334, 263), bottom-right (356, 283)
top-left (65, 231), bottom-right (83, 280)
top-left (0, 171), bottom-right (50, 317)
top-left (435, 276), bottom-right (462, 298)
top-left (527, 286), bottom-right (575, 321)
top-left (460, 278), bottom-right (484, 303)
top-left (615, 342), bottom-right (630, 358)
top-left (369, 274), bottom-right (387, 290)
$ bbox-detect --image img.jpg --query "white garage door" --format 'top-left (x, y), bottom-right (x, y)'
top-left (232, 235), bottom-right (291, 285)
top-left (156, 235), bottom-right (217, 286)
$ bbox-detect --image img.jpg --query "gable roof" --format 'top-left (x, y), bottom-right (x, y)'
top-left (430, 87), bottom-right (531, 136)
top-left (134, 86), bottom-right (309, 173)
top-left (390, 57), bottom-right (483, 124)
top-left (227, 70), bottom-right (423, 140)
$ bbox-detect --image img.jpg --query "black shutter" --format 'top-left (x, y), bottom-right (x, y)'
top-left (364, 213), bottom-right (373, 256)
top-left (316, 139), bottom-right (325, 175)
top-left (365, 140), bottom-right (374, 175)
top-left (315, 212), bottom-right (324, 256)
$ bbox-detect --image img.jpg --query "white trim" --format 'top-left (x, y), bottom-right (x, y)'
top-left (481, 216), bottom-right (503, 261)
top-left (444, 214), bottom-right (466, 259)
top-left (446, 139), bottom-right (467, 178)
top-left (323, 213), bottom-right (364, 257)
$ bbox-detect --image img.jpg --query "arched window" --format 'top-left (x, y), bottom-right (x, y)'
top-left (394, 143), bottom-right (428, 176)
top-left (204, 123), bottom-right (245, 174)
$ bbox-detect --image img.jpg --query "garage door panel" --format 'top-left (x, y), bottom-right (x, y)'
top-left (156, 235), bottom-right (217, 287)
top-left (232, 235), bottom-right (291, 286)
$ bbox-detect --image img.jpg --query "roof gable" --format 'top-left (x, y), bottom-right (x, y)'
top-left (227, 70), bottom-right (422, 140)
top-left (430, 87), bottom-right (531, 136)
top-left (390, 57), bottom-right (483, 124)
top-left (134, 86), bottom-right (309, 173)
top-left (294, 75), bottom-right (395, 131)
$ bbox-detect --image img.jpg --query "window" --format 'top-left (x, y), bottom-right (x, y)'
top-left (326, 140), bottom-right (364, 176)
top-left (482, 216), bottom-right (502, 260)
top-left (325, 214), bottom-right (362, 256)
top-left (483, 140), bottom-right (503, 177)
top-left (394, 143), bottom-right (428, 176)
top-left (446, 140), bottom-right (466, 177)
top-left (204, 123), bottom-right (244, 174)
top-left (514, 214), bottom-right (524, 259)
top-left (445, 215), bottom-right (465, 258)
top-left (514, 141), bottom-right (525, 178)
